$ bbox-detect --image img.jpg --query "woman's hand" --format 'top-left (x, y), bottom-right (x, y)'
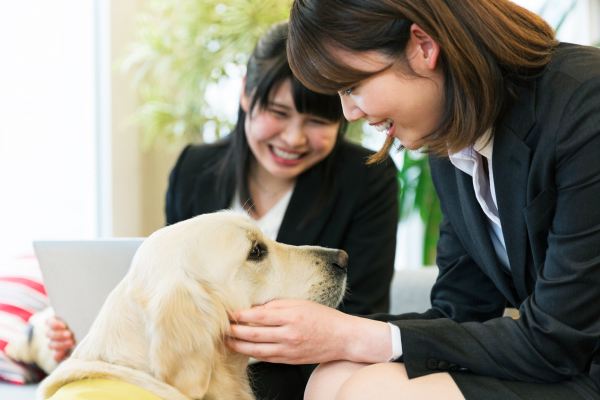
top-left (226, 299), bottom-right (392, 365)
top-left (45, 316), bottom-right (75, 362)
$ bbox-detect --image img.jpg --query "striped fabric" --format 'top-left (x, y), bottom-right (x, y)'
top-left (0, 255), bottom-right (49, 385)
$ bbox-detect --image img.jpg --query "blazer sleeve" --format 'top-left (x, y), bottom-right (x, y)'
top-left (339, 158), bottom-right (399, 315)
top-left (384, 76), bottom-right (600, 383)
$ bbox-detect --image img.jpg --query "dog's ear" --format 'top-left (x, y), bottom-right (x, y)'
top-left (142, 277), bottom-right (229, 399)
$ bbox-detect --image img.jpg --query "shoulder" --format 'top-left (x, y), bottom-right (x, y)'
top-left (546, 42), bottom-right (600, 85)
top-left (331, 140), bottom-right (398, 206)
top-left (335, 139), bottom-right (398, 179)
top-left (172, 140), bottom-right (230, 178)
top-left (537, 43), bottom-right (600, 103)
top-left (536, 43), bottom-right (600, 143)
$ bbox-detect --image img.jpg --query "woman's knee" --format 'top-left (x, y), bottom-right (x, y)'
top-left (304, 361), bottom-right (370, 400)
top-left (335, 363), bottom-right (464, 400)
top-left (334, 363), bottom-right (409, 400)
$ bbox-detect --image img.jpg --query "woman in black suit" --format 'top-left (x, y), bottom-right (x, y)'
top-left (165, 21), bottom-right (399, 400)
top-left (227, 1), bottom-right (600, 399)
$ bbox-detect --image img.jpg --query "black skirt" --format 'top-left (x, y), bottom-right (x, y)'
top-left (451, 372), bottom-right (600, 400)
top-left (247, 362), bottom-right (315, 400)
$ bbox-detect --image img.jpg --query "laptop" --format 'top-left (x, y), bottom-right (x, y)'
top-left (33, 239), bottom-right (145, 343)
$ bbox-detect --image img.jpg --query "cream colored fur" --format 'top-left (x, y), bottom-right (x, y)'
top-left (38, 211), bottom-right (347, 400)
top-left (5, 307), bottom-right (58, 374)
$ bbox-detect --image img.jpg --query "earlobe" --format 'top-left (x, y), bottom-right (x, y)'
top-left (409, 23), bottom-right (440, 71)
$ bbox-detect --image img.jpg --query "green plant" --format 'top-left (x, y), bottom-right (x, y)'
top-left (396, 151), bottom-right (442, 266)
top-left (122, 0), bottom-right (367, 148)
top-left (122, 0), bottom-right (293, 148)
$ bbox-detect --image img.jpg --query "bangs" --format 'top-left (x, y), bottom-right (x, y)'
top-left (287, 4), bottom-right (389, 95)
top-left (248, 53), bottom-right (344, 123)
top-left (290, 76), bottom-right (343, 121)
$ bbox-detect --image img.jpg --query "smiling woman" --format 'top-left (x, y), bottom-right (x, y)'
top-left (245, 1), bottom-right (600, 400)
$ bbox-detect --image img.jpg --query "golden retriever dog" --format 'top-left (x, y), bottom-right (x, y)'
top-left (37, 211), bottom-right (347, 400)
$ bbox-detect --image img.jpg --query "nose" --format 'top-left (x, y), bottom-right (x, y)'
top-left (331, 250), bottom-right (348, 272)
top-left (281, 120), bottom-right (308, 147)
top-left (339, 94), bottom-right (365, 122)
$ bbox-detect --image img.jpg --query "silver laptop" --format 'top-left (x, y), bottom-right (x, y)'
top-left (33, 239), bottom-right (145, 343)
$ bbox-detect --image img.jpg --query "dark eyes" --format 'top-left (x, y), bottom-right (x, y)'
top-left (248, 244), bottom-right (266, 260)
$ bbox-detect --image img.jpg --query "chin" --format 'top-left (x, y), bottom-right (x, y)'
top-left (270, 166), bottom-right (305, 180)
top-left (402, 143), bottom-right (422, 151)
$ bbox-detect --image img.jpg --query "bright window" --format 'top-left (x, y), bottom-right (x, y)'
top-left (513, 0), bottom-right (595, 45)
top-left (0, 1), bottom-right (99, 262)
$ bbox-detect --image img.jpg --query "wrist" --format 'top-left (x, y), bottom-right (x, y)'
top-left (341, 316), bottom-right (392, 363)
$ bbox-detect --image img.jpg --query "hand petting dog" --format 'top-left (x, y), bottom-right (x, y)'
top-left (228, 299), bottom-right (393, 365)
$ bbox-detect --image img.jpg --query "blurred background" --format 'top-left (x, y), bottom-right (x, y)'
top-left (1, 0), bottom-right (598, 269)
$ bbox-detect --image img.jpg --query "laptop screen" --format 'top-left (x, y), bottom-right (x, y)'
top-left (33, 239), bottom-right (145, 343)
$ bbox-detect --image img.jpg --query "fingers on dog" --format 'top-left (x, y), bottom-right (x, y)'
top-left (226, 338), bottom-right (282, 360)
top-left (46, 328), bottom-right (73, 341)
top-left (229, 324), bottom-right (284, 343)
top-left (52, 349), bottom-right (70, 362)
top-left (261, 299), bottom-right (308, 309)
top-left (48, 339), bottom-right (73, 351)
top-left (46, 316), bottom-right (67, 330)
top-left (231, 307), bottom-right (292, 326)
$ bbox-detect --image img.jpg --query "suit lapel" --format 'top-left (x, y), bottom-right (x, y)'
top-left (493, 126), bottom-right (532, 301)
top-left (276, 163), bottom-right (337, 246)
top-left (493, 83), bottom-right (536, 301)
top-left (456, 169), bottom-right (520, 306)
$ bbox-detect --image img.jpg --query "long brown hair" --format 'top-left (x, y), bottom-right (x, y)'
top-left (287, 0), bottom-right (558, 161)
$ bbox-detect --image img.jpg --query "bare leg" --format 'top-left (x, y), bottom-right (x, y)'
top-left (306, 362), bottom-right (465, 400)
top-left (304, 361), bottom-right (370, 400)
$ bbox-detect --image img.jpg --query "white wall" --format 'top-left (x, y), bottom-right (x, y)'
top-left (0, 1), bottom-right (98, 262)
top-left (110, 0), bottom-right (145, 238)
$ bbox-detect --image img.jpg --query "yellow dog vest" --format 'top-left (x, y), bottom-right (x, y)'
top-left (48, 378), bottom-right (163, 400)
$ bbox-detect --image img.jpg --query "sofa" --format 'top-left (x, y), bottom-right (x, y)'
top-left (0, 268), bottom-right (442, 399)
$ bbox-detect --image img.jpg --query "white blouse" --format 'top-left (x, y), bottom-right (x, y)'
top-left (230, 188), bottom-right (295, 241)
top-left (448, 130), bottom-right (510, 270)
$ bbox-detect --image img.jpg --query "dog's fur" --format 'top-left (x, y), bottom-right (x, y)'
top-left (38, 211), bottom-right (347, 400)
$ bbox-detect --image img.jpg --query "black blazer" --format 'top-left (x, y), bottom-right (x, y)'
top-left (166, 139), bottom-right (399, 315)
top-left (372, 43), bottom-right (600, 389)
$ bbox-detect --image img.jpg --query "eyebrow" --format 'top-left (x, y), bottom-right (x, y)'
top-left (269, 101), bottom-right (293, 110)
top-left (244, 229), bottom-right (259, 242)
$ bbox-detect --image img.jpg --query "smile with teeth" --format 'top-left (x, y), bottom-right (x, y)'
top-left (372, 119), bottom-right (394, 135)
top-left (271, 146), bottom-right (303, 160)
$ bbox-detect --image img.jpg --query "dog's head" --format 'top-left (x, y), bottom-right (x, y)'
top-left (126, 211), bottom-right (347, 398)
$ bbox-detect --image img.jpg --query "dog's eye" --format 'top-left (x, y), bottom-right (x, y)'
top-left (248, 244), bottom-right (264, 260)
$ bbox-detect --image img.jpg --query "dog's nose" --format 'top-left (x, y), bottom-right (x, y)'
top-left (332, 250), bottom-right (348, 271)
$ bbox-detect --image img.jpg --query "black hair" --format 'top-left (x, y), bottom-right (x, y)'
top-left (215, 20), bottom-right (347, 222)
